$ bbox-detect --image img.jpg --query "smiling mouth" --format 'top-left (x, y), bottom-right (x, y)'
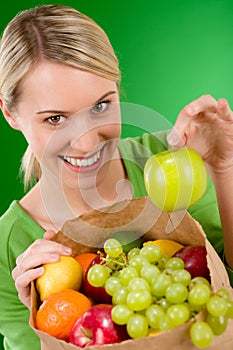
top-left (60, 148), bottom-right (102, 168)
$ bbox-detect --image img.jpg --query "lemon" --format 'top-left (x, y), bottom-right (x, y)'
top-left (147, 328), bottom-right (161, 337)
top-left (143, 239), bottom-right (184, 257)
top-left (36, 256), bottom-right (82, 301)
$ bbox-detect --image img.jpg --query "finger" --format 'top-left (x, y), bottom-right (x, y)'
top-left (185, 94), bottom-right (217, 116)
top-left (217, 98), bottom-right (233, 121)
top-left (43, 229), bottom-right (57, 240)
top-left (13, 239), bottom-right (72, 282)
top-left (14, 239), bottom-right (72, 278)
top-left (19, 238), bottom-right (72, 262)
top-left (167, 95), bottom-right (217, 147)
top-left (167, 110), bottom-right (192, 148)
top-left (16, 284), bottom-right (31, 309)
top-left (12, 265), bottom-right (20, 281)
top-left (14, 267), bottom-right (44, 308)
top-left (14, 266), bottom-right (44, 287)
top-left (15, 251), bottom-right (61, 278)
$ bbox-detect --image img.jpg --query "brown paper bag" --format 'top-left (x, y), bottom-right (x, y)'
top-left (30, 197), bottom-right (233, 349)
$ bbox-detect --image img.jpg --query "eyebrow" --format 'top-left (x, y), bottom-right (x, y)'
top-left (35, 90), bottom-right (117, 115)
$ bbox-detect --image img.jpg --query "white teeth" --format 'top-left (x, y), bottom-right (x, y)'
top-left (63, 149), bottom-right (101, 167)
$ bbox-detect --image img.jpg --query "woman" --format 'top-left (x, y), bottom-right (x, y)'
top-left (0, 4), bottom-right (232, 350)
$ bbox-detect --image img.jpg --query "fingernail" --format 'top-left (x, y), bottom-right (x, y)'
top-left (219, 98), bottom-right (227, 109)
top-left (37, 266), bottom-right (44, 275)
top-left (186, 106), bottom-right (195, 115)
top-left (167, 132), bottom-right (179, 146)
top-left (64, 247), bottom-right (72, 254)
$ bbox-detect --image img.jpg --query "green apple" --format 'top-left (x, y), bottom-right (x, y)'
top-left (144, 147), bottom-right (207, 212)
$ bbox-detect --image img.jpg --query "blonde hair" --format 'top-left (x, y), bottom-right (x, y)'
top-left (0, 4), bottom-right (121, 189)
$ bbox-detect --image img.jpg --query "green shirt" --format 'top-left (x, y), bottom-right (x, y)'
top-left (0, 202), bottom-right (44, 349)
top-left (0, 132), bottom-right (232, 349)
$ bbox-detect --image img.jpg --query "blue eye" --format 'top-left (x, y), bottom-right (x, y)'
top-left (92, 101), bottom-right (109, 114)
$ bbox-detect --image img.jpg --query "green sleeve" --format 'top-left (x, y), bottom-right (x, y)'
top-left (187, 175), bottom-right (233, 284)
top-left (0, 202), bottom-right (44, 350)
top-left (187, 176), bottom-right (223, 256)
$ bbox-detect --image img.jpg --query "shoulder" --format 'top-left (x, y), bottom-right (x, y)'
top-left (0, 201), bottom-right (24, 232)
top-left (119, 131), bottom-right (168, 158)
top-left (0, 200), bottom-right (42, 233)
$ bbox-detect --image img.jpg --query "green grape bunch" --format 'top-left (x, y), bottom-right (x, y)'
top-left (87, 238), bottom-right (233, 349)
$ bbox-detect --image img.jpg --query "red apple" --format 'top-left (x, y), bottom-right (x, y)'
top-left (173, 245), bottom-right (210, 281)
top-left (69, 304), bottom-right (130, 347)
top-left (83, 255), bottom-right (112, 304)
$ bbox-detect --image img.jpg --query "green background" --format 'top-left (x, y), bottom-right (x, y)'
top-left (1, 0), bottom-right (233, 217)
top-left (0, 1), bottom-right (233, 346)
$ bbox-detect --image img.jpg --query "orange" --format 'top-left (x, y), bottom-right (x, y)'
top-left (143, 239), bottom-right (184, 257)
top-left (36, 256), bottom-right (83, 301)
top-left (36, 289), bottom-right (92, 341)
top-left (75, 253), bottom-right (98, 277)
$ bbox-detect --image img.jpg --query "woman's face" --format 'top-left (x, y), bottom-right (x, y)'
top-left (14, 61), bottom-right (121, 191)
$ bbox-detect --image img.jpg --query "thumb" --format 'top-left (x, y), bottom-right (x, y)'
top-left (43, 229), bottom-right (56, 240)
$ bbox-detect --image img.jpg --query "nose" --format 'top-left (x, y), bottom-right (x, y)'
top-left (70, 127), bottom-right (101, 154)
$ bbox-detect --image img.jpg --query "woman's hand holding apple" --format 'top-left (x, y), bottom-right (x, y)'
top-left (167, 94), bottom-right (233, 270)
top-left (167, 94), bottom-right (233, 174)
